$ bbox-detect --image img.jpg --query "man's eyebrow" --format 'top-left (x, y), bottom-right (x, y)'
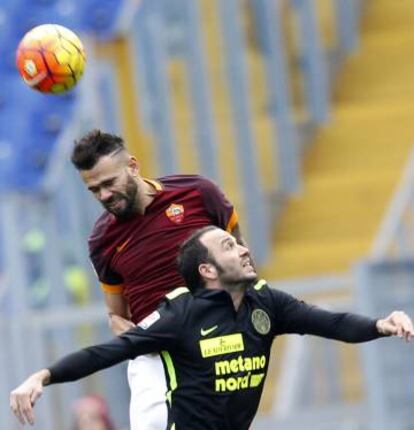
top-left (220, 236), bottom-right (233, 246)
top-left (87, 177), bottom-right (116, 190)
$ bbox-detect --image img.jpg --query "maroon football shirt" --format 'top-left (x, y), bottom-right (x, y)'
top-left (89, 175), bottom-right (238, 323)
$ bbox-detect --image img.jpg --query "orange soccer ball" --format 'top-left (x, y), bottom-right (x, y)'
top-left (16, 24), bottom-right (86, 94)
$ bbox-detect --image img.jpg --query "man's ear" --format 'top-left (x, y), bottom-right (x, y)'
top-left (199, 263), bottom-right (218, 281)
top-left (128, 156), bottom-right (139, 176)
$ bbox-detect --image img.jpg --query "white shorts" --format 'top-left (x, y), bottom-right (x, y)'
top-left (127, 353), bottom-right (168, 430)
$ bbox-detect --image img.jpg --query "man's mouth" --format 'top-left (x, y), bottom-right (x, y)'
top-left (106, 198), bottom-right (123, 210)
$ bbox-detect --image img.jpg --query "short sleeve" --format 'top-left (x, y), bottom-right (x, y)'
top-left (88, 213), bottom-right (124, 287)
top-left (197, 177), bottom-right (238, 232)
top-left (101, 282), bottom-right (124, 294)
top-left (89, 252), bottom-right (123, 286)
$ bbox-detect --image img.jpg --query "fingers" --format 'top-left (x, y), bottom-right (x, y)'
top-left (399, 312), bottom-right (414, 341)
top-left (10, 384), bottom-right (43, 426)
top-left (10, 392), bottom-right (25, 425)
top-left (10, 390), bottom-right (34, 426)
top-left (386, 311), bottom-right (414, 341)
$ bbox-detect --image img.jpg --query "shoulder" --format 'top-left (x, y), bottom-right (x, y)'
top-left (157, 174), bottom-right (220, 192)
top-left (247, 279), bottom-right (295, 310)
top-left (89, 212), bottom-right (114, 244)
top-left (165, 286), bottom-right (191, 302)
top-left (247, 279), bottom-right (273, 302)
top-left (156, 287), bottom-right (192, 322)
top-left (162, 286), bottom-right (193, 311)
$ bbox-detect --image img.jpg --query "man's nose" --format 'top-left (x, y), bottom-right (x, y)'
top-left (238, 244), bottom-right (249, 256)
top-left (99, 188), bottom-right (113, 201)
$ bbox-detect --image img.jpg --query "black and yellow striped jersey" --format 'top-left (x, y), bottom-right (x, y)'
top-left (48, 280), bottom-right (382, 430)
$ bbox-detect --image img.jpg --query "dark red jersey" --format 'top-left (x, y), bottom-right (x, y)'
top-left (89, 175), bottom-right (238, 323)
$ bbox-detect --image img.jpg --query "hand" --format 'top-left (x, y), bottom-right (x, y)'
top-left (376, 311), bottom-right (414, 341)
top-left (10, 369), bottom-right (50, 426)
top-left (109, 314), bottom-right (135, 336)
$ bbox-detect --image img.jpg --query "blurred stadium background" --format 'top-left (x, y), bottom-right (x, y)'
top-left (1, 0), bottom-right (414, 429)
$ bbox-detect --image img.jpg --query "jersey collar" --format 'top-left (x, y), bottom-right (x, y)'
top-left (194, 288), bottom-right (231, 301)
top-left (143, 178), bottom-right (163, 192)
top-left (194, 281), bottom-right (260, 302)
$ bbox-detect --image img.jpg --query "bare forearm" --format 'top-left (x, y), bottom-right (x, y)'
top-left (104, 292), bottom-right (134, 335)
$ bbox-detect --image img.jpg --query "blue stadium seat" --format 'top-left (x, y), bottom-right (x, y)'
top-left (0, 75), bottom-right (38, 112)
top-left (0, 0), bottom-right (126, 193)
top-left (0, 104), bottom-right (30, 190)
top-left (79, 0), bottom-right (124, 39)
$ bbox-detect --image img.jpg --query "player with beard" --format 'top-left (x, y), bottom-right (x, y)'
top-left (69, 130), bottom-right (243, 430)
top-left (10, 227), bottom-right (414, 429)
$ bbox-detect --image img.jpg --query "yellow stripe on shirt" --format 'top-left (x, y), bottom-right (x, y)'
top-left (226, 209), bottom-right (239, 232)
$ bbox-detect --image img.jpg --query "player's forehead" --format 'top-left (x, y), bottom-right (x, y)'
top-left (200, 228), bottom-right (232, 250)
top-left (80, 154), bottom-right (124, 185)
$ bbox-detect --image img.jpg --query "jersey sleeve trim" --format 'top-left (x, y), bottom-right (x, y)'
top-left (226, 209), bottom-right (239, 232)
top-left (101, 283), bottom-right (124, 294)
top-left (161, 350), bottom-right (178, 406)
top-left (166, 286), bottom-right (189, 300)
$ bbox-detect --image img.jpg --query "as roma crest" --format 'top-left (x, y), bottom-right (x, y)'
top-left (165, 203), bottom-right (185, 224)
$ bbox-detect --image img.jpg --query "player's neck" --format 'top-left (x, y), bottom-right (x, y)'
top-left (134, 177), bottom-right (158, 214)
top-left (208, 281), bottom-right (247, 311)
top-left (228, 289), bottom-right (245, 311)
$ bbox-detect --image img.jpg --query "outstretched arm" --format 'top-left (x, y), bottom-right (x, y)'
top-left (10, 335), bottom-right (137, 426)
top-left (10, 303), bottom-right (180, 426)
top-left (292, 307), bottom-right (414, 343)
top-left (272, 289), bottom-right (414, 343)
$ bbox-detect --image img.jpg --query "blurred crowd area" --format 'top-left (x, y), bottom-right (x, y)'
top-left (1, 1), bottom-right (414, 429)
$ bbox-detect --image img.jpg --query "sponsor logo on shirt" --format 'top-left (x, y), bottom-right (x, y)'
top-left (137, 310), bottom-right (161, 329)
top-left (199, 333), bottom-right (244, 358)
top-left (200, 325), bottom-right (218, 336)
top-left (200, 334), bottom-right (267, 392)
top-left (215, 355), bottom-right (267, 392)
top-left (165, 203), bottom-right (185, 224)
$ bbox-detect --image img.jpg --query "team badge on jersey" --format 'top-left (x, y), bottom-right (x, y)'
top-left (165, 203), bottom-right (185, 224)
top-left (251, 309), bottom-right (271, 335)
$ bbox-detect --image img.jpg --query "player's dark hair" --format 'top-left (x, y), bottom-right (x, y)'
top-left (71, 129), bottom-right (126, 170)
top-left (177, 226), bottom-right (218, 292)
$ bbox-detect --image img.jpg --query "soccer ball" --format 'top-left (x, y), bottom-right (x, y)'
top-left (16, 24), bottom-right (86, 94)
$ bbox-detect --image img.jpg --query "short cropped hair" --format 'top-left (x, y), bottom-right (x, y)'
top-left (71, 129), bottom-right (125, 170)
top-left (177, 226), bottom-right (218, 292)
